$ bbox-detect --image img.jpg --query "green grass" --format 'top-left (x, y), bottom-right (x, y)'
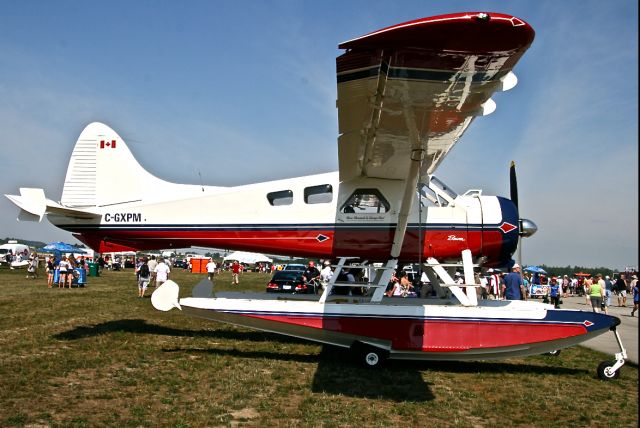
top-left (0, 267), bottom-right (637, 427)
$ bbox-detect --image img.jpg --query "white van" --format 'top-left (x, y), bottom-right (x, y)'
top-left (0, 241), bottom-right (31, 262)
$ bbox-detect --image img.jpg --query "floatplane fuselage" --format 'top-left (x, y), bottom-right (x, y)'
top-left (8, 121), bottom-right (521, 267)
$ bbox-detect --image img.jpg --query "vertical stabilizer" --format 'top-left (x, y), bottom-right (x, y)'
top-left (60, 122), bottom-right (178, 208)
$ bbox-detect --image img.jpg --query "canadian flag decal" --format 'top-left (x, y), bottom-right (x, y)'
top-left (100, 140), bottom-right (117, 149)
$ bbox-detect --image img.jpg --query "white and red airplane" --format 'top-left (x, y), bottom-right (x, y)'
top-left (6, 12), bottom-right (627, 378)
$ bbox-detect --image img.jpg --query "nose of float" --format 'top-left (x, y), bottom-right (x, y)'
top-left (520, 218), bottom-right (537, 238)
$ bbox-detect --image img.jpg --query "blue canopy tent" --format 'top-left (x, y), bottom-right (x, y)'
top-left (41, 242), bottom-right (87, 254)
top-left (524, 266), bottom-right (547, 275)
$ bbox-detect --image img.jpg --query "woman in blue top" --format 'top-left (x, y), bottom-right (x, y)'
top-left (549, 277), bottom-right (561, 309)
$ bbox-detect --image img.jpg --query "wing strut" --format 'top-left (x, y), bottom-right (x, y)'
top-left (390, 85), bottom-right (429, 258)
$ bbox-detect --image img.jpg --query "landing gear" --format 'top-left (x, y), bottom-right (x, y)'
top-left (596, 327), bottom-right (627, 381)
top-left (545, 349), bottom-right (561, 356)
top-left (351, 341), bottom-right (389, 368)
top-left (597, 360), bottom-right (621, 380)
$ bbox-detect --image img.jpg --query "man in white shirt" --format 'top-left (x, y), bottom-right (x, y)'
top-left (320, 261), bottom-right (333, 289)
top-left (206, 259), bottom-right (217, 281)
top-left (147, 255), bottom-right (158, 286)
top-left (155, 258), bottom-right (171, 287)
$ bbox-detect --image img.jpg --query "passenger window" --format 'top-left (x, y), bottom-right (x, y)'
top-left (267, 190), bottom-right (293, 206)
top-left (341, 189), bottom-right (390, 214)
top-left (304, 184), bottom-right (333, 204)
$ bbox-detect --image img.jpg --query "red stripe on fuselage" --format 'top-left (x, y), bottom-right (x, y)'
top-left (71, 227), bottom-right (508, 262)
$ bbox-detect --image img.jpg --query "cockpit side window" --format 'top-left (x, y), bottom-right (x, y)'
top-left (341, 189), bottom-right (390, 214)
top-left (267, 190), bottom-right (293, 206)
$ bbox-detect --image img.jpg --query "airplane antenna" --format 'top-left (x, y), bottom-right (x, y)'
top-left (198, 171), bottom-right (204, 192)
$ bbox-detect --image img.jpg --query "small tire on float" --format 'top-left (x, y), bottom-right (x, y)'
top-left (597, 360), bottom-right (620, 380)
top-left (351, 342), bottom-right (388, 368)
top-left (545, 349), bottom-right (561, 356)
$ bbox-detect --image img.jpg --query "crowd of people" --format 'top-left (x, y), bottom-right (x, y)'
top-left (10, 248), bottom-right (638, 314)
top-left (41, 253), bottom-right (91, 288)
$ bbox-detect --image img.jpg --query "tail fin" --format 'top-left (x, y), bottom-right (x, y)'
top-left (61, 122), bottom-right (207, 208)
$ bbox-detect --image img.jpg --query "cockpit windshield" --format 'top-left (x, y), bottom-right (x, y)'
top-left (418, 176), bottom-right (458, 207)
top-left (429, 176), bottom-right (458, 200)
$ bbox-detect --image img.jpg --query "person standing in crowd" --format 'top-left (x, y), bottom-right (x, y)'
top-left (614, 274), bottom-right (628, 307)
top-left (320, 260), bottom-right (333, 288)
top-left (596, 274), bottom-right (608, 314)
top-left (4, 249), bottom-right (13, 267)
top-left (147, 255), bottom-right (158, 286)
top-left (97, 255), bottom-right (105, 274)
top-left (583, 276), bottom-right (593, 305)
top-left (154, 258), bottom-right (170, 287)
top-left (522, 272), bottom-right (531, 298)
top-left (487, 268), bottom-right (500, 299)
top-left (502, 264), bottom-right (526, 301)
top-left (587, 274), bottom-right (605, 313)
top-left (562, 275), bottom-right (570, 298)
top-left (206, 258), bottom-right (217, 281)
top-left (26, 254), bottom-right (38, 279)
top-left (478, 272), bottom-right (488, 300)
top-left (302, 261), bottom-right (321, 294)
top-left (46, 256), bottom-right (55, 288)
top-left (231, 260), bottom-right (241, 285)
top-left (630, 275), bottom-right (639, 317)
top-left (604, 275), bottom-right (614, 309)
top-left (548, 277), bottom-right (561, 309)
top-left (58, 256), bottom-right (70, 288)
top-left (136, 257), bottom-right (151, 298)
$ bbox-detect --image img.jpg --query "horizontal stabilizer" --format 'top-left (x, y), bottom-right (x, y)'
top-left (17, 209), bottom-right (42, 222)
top-left (5, 188), bottom-right (101, 222)
top-left (5, 188), bottom-right (46, 221)
top-left (46, 204), bottom-right (101, 220)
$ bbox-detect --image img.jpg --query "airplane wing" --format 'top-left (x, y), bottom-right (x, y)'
top-left (335, 12), bottom-right (534, 258)
top-left (336, 12), bottom-right (535, 182)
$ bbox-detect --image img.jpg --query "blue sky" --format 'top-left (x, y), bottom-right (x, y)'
top-left (0, 1), bottom-right (637, 269)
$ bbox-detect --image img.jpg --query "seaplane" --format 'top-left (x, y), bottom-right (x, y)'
top-left (6, 12), bottom-right (627, 379)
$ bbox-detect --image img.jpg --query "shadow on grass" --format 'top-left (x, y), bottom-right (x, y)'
top-left (53, 318), bottom-right (592, 401)
top-left (52, 318), bottom-right (304, 345)
top-left (311, 345), bottom-right (435, 402)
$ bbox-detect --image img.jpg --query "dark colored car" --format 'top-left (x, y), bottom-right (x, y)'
top-left (173, 259), bottom-right (188, 269)
top-left (266, 270), bottom-right (314, 294)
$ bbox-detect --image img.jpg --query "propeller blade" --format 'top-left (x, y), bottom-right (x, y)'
top-left (510, 161), bottom-right (519, 210)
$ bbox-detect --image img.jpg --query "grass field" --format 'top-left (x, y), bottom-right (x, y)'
top-left (0, 266), bottom-right (637, 427)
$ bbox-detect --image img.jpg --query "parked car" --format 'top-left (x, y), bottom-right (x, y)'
top-left (266, 270), bottom-right (314, 294)
top-left (173, 259), bottom-right (188, 269)
top-left (283, 263), bottom-right (306, 272)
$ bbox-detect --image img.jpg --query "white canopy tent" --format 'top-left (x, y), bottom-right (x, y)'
top-left (223, 251), bottom-right (273, 264)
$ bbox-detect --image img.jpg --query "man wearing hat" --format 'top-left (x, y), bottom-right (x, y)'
top-left (502, 263), bottom-right (526, 301)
